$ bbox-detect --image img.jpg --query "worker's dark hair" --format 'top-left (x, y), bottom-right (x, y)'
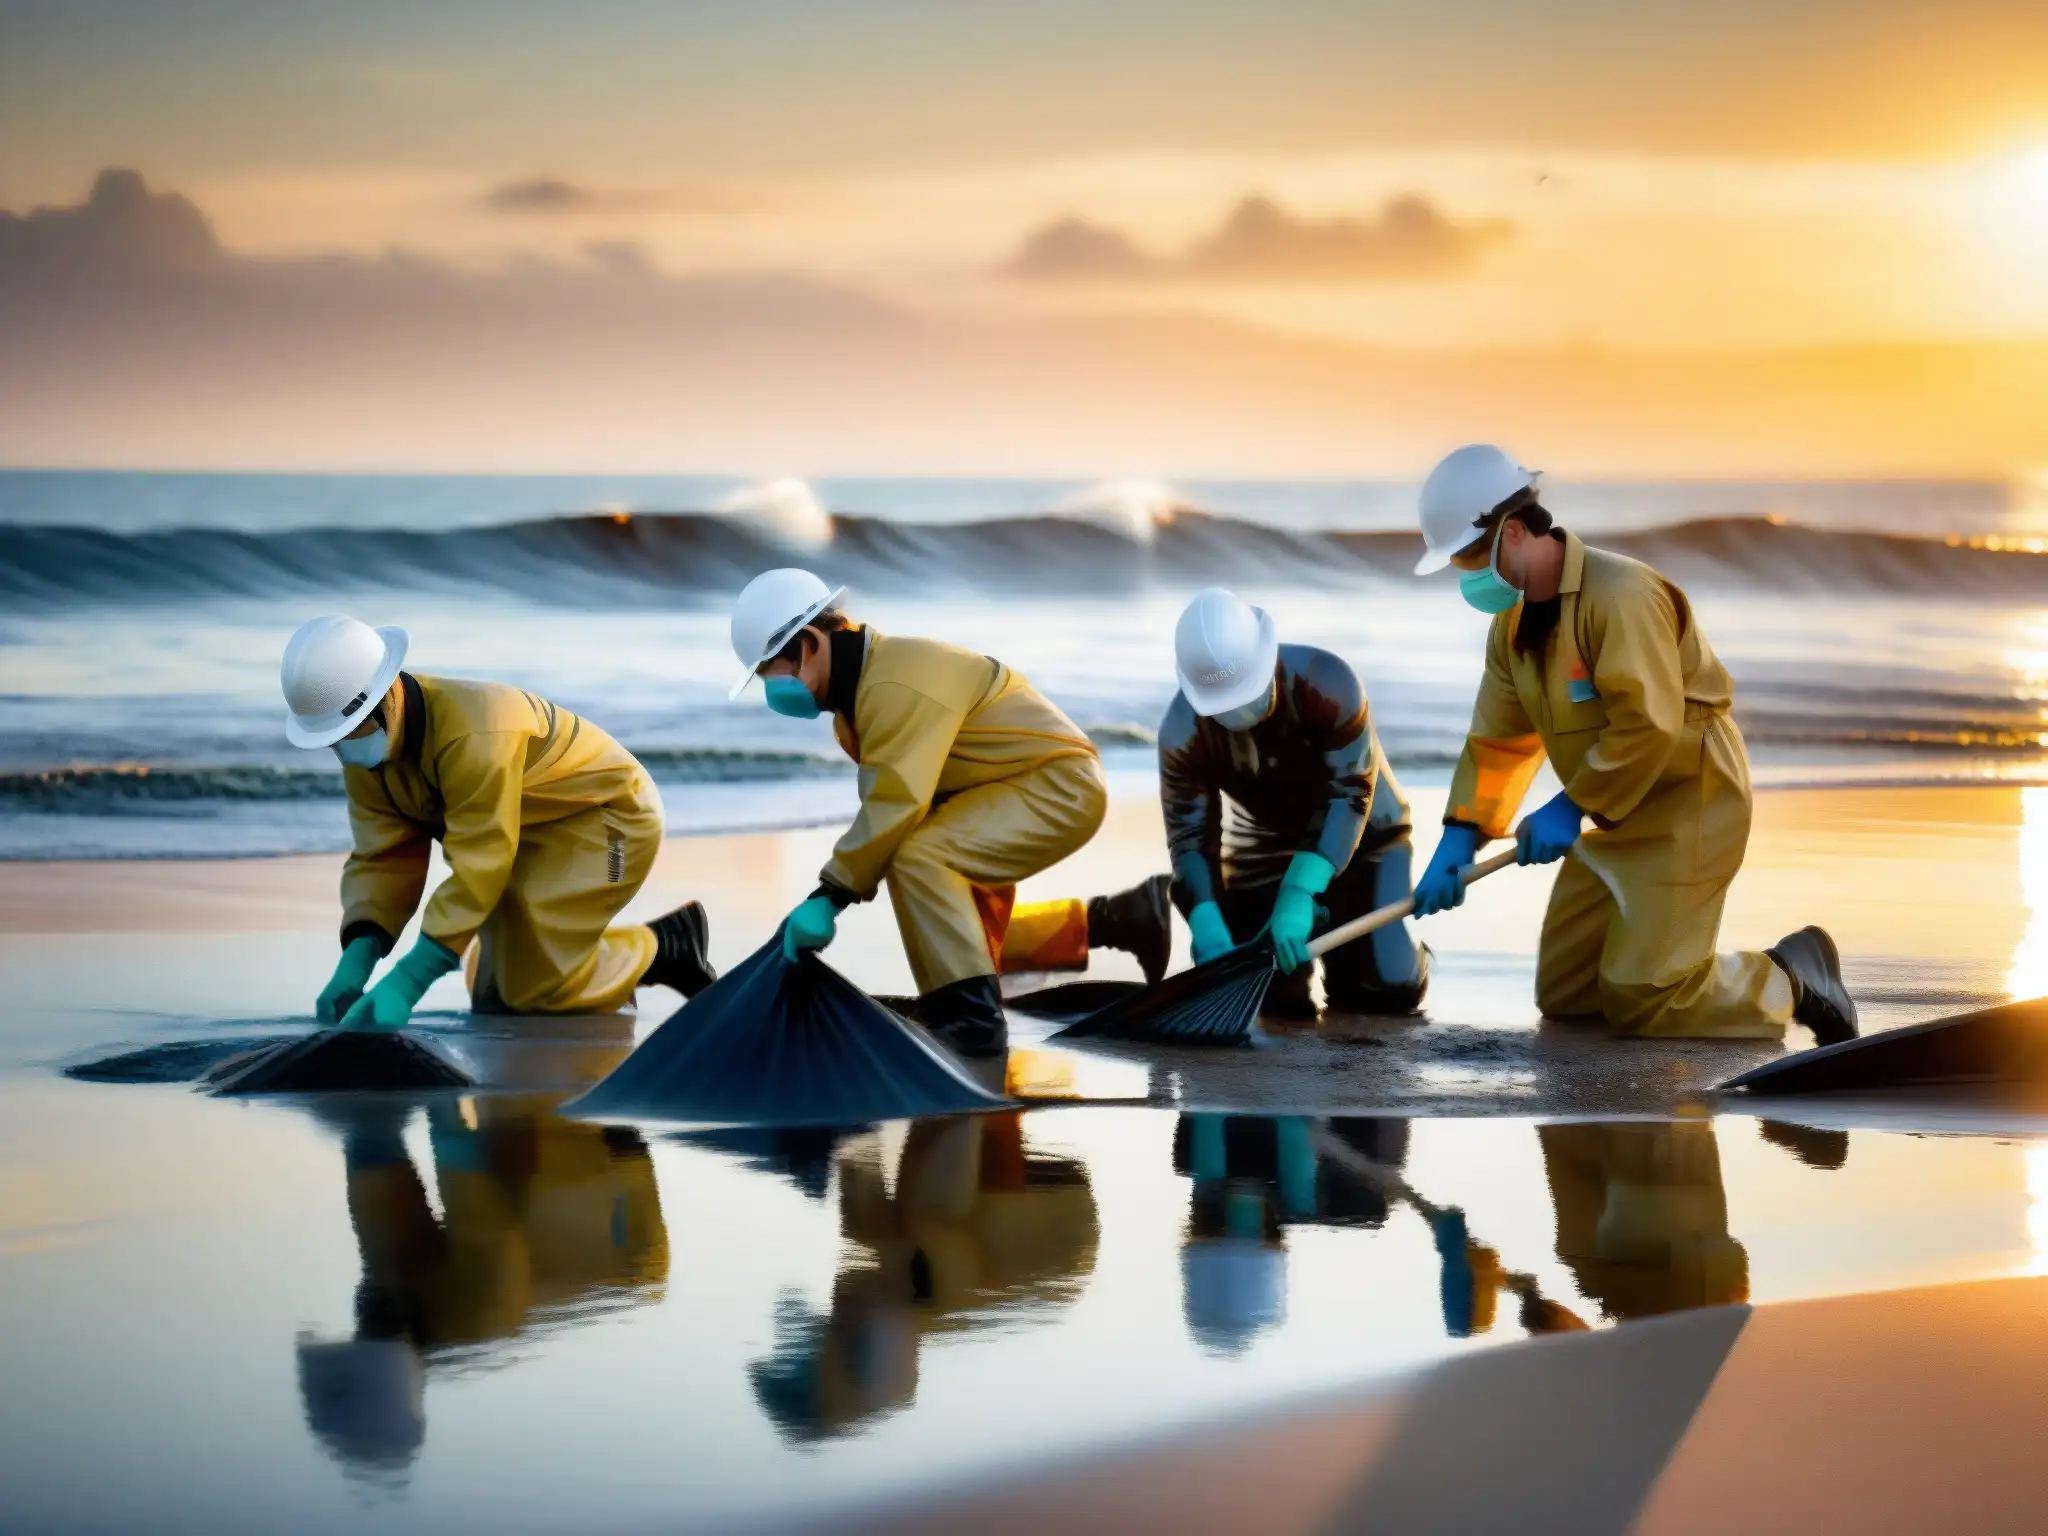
top-left (1456, 490), bottom-right (1554, 559)
top-left (770, 608), bottom-right (851, 666)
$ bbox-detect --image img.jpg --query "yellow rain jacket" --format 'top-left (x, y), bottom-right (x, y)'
top-left (339, 674), bottom-right (663, 1014)
top-left (823, 630), bottom-right (1107, 993)
top-left (1446, 532), bottom-right (1791, 1038)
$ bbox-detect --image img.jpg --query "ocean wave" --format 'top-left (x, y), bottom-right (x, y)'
top-left (0, 749), bottom-right (854, 815)
top-left (0, 727), bottom-right (1181, 816)
top-left (10, 510), bottom-right (2048, 609)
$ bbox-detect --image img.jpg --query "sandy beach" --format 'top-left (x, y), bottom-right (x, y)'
top-left (8, 783), bottom-right (2048, 1531)
top-left (4, 782), bottom-right (2039, 1113)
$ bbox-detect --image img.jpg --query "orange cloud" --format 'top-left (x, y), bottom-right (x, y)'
top-left (1006, 193), bottom-right (1513, 284)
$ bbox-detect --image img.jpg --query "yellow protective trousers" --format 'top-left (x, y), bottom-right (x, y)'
top-left (1535, 713), bottom-right (1793, 1038)
top-left (886, 752), bottom-right (1108, 994)
top-left (463, 781), bottom-right (664, 1015)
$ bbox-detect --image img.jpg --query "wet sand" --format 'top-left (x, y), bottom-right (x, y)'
top-left (6, 784), bottom-right (2048, 1530)
top-left (4, 784), bottom-right (2039, 1115)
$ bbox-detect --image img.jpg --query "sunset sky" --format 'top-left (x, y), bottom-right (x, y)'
top-left (3, 1), bottom-right (2046, 474)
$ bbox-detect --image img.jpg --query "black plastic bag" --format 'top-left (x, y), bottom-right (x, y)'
top-left (567, 936), bottom-right (1009, 1128)
top-left (208, 1029), bottom-right (474, 1095)
top-left (1722, 995), bottom-right (2048, 1095)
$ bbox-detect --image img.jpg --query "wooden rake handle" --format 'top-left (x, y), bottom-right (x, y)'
top-left (1305, 847), bottom-right (1519, 961)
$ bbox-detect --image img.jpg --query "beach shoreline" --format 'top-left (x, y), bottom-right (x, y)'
top-left (4, 783), bottom-right (2038, 1118)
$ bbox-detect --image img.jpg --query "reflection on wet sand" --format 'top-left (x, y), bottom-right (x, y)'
top-left (1175, 1116), bottom-right (1406, 1354)
top-left (1540, 1119), bottom-right (1747, 1320)
top-left (296, 1093), bottom-right (669, 1481)
top-left (749, 1112), bottom-right (1098, 1442)
top-left (1181, 1114), bottom-right (1592, 1349)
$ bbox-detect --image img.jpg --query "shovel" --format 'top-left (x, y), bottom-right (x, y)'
top-left (1054, 848), bottom-right (1520, 1047)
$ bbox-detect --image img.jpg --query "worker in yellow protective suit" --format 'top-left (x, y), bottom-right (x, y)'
top-left (1408, 447), bottom-right (1859, 1043)
top-left (728, 570), bottom-right (1171, 1058)
top-left (281, 616), bottom-right (717, 1031)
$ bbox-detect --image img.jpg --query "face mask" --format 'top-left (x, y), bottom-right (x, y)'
top-left (763, 675), bottom-right (822, 720)
top-left (1458, 525), bottom-right (1522, 615)
top-left (1209, 686), bottom-right (1274, 733)
top-left (333, 727), bottom-right (389, 768)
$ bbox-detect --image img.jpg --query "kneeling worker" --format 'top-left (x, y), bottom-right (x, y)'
top-left (731, 570), bottom-right (1170, 1058)
top-left (283, 616), bottom-right (716, 1029)
top-left (1161, 588), bottom-right (1426, 1017)
top-left (1409, 445), bottom-right (1856, 1042)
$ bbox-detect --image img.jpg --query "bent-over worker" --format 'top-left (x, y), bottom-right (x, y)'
top-left (729, 569), bottom-right (1169, 1059)
top-left (282, 616), bottom-right (716, 1031)
top-left (1161, 588), bottom-right (1426, 1017)
top-left (1408, 445), bottom-right (1856, 1043)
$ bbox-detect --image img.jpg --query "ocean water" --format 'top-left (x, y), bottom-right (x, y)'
top-left (5, 470), bottom-right (2048, 859)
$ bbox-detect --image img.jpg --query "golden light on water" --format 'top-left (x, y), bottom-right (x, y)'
top-left (2024, 1144), bottom-right (2048, 1277)
top-left (2005, 788), bottom-right (2048, 1001)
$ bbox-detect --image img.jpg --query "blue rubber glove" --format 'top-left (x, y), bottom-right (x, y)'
top-left (339, 936), bottom-right (459, 1032)
top-left (782, 895), bottom-right (840, 963)
top-left (1268, 851), bottom-right (1334, 974)
top-left (1430, 1208), bottom-right (1479, 1339)
top-left (1412, 824), bottom-right (1481, 917)
top-left (316, 935), bottom-right (384, 1023)
top-left (1186, 900), bottom-right (1236, 965)
top-left (1516, 791), bottom-right (1584, 866)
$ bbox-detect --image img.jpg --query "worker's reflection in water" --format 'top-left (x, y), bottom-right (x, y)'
top-left (1539, 1119), bottom-right (1748, 1320)
top-left (295, 1095), bottom-right (669, 1480)
top-left (1178, 1114), bottom-right (1593, 1348)
top-left (1176, 1115), bottom-right (1414, 1354)
top-left (748, 1112), bottom-right (1099, 1442)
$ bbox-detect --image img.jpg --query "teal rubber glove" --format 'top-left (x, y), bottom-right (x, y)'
top-left (782, 895), bottom-right (840, 963)
top-left (1268, 852), bottom-right (1334, 974)
top-left (1186, 900), bottom-right (1236, 965)
top-left (1516, 791), bottom-right (1584, 866)
top-left (339, 936), bottom-right (459, 1032)
top-left (316, 935), bottom-right (383, 1023)
top-left (1413, 824), bottom-right (1481, 917)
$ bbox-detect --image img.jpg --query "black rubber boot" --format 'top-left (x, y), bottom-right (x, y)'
top-left (1324, 942), bottom-right (1432, 1019)
top-left (916, 974), bottom-right (1009, 1060)
top-left (642, 900), bottom-right (718, 998)
top-left (1766, 926), bottom-right (1858, 1045)
top-left (1264, 964), bottom-right (1320, 1022)
top-left (1086, 875), bottom-right (1173, 986)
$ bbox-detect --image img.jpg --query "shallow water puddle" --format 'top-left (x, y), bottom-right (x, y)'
top-left (3, 1075), bottom-right (2045, 1532)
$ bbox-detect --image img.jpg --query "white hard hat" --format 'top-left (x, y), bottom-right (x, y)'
top-left (729, 568), bottom-right (848, 698)
top-left (1181, 1240), bottom-right (1287, 1356)
top-left (295, 1335), bottom-right (426, 1470)
top-left (1414, 444), bottom-right (1542, 575)
top-left (281, 616), bottom-right (408, 748)
top-left (1174, 588), bottom-right (1279, 718)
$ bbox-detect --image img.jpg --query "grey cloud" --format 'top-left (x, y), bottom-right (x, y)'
top-left (1006, 193), bottom-right (1511, 284)
top-left (483, 176), bottom-right (599, 212)
top-left (0, 168), bottom-right (221, 277)
top-left (479, 176), bottom-right (750, 216)
top-left (1002, 218), bottom-right (1152, 282)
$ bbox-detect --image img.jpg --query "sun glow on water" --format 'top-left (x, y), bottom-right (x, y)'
top-left (2004, 786), bottom-right (2048, 1003)
top-left (2022, 1144), bottom-right (2048, 1277)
